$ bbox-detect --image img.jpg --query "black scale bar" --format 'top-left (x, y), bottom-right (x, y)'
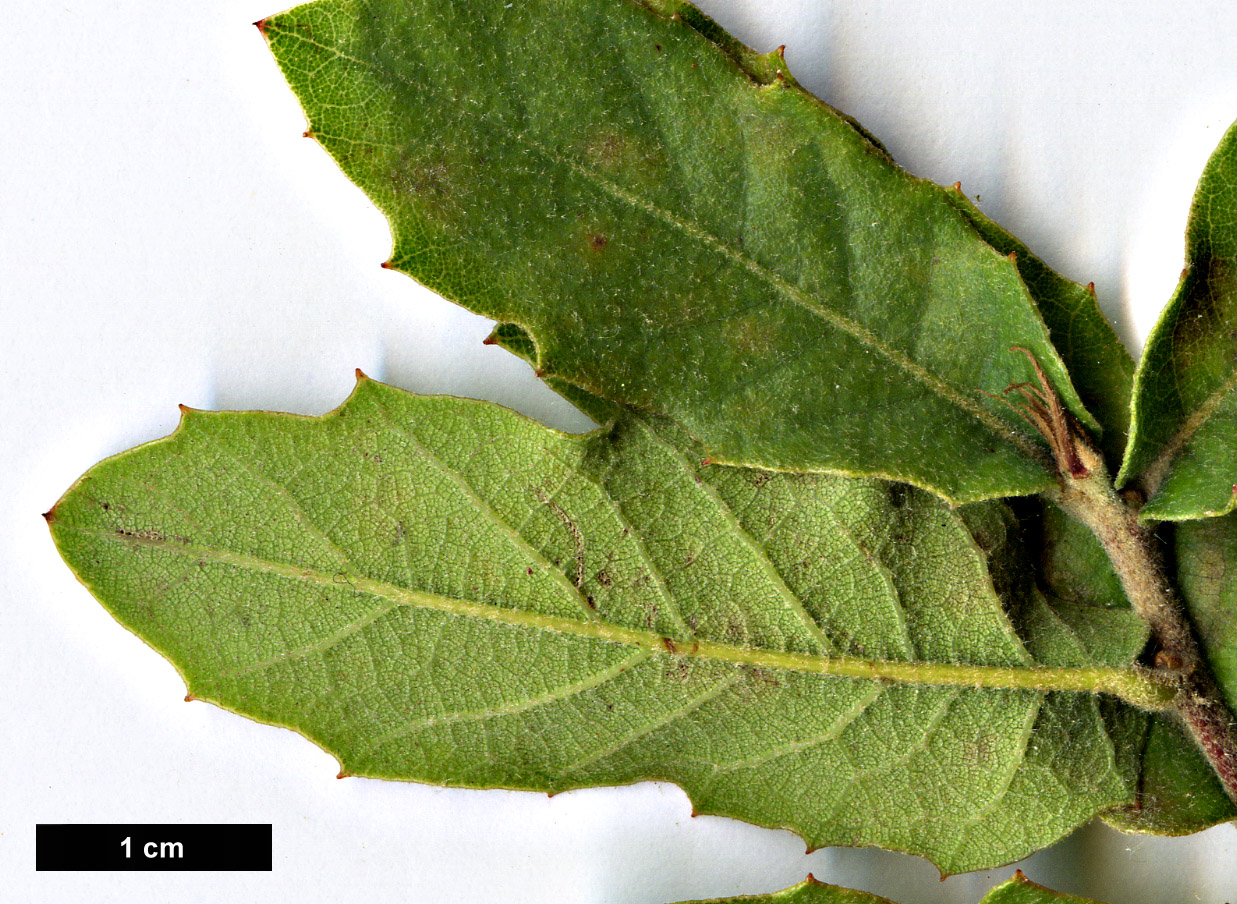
top-left (36, 824), bottom-right (272, 871)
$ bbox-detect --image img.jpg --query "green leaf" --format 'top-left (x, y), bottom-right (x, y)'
top-left (670, 872), bottom-right (1107, 904)
top-left (942, 192), bottom-right (1134, 471)
top-left (47, 379), bottom-right (1168, 875)
top-left (1176, 513), bottom-right (1237, 714)
top-left (670, 875), bottom-right (893, 904)
top-left (978, 871), bottom-right (1106, 904)
top-left (259, 0), bottom-right (1102, 504)
top-left (1121, 119), bottom-right (1237, 520)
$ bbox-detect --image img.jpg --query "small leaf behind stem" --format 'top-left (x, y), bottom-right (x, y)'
top-left (1023, 500), bottom-right (1237, 833)
top-left (48, 379), bottom-right (1163, 874)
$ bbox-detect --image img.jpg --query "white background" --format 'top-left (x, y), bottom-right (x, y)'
top-left (3, 0), bottom-right (1237, 901)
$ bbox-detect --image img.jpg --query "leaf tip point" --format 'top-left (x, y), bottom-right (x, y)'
top-left (481, 336), bottom-right (497, 346)
top-left (355, 367), bottom-right (370, 383)
top-left (380, 260), bottom-right (393, 270)
top-left (41, 508), bottom-right (55, 524)
top-left (184, 693), bottom-right (197, 703)
top-left (253, 18), bottom-right (267, 36)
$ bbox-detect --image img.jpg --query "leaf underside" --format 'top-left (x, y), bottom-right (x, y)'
top-left (52, 378), bottom-right (1162, 875)
top-left (261, 0), bottom-right (1104, 504)
top-left (941, 194), bottom-right (1134, 471)
top-left (673, 872), bottom-right (1105, 904)
top-left (1122, 120), bottom-right (1237, 520)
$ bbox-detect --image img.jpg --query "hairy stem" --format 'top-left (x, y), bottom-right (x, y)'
top-left (1054, 438), bottom-right (1237, 806)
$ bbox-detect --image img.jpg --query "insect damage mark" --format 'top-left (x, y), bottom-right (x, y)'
top-left (534, 486), bottom-right (586, 589)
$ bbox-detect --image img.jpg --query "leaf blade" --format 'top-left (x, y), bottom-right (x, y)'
top-left (261, 0), bottom-right (1101, 503)
top-left (49, 379), bottom-right (1162, 874)
top-left (667, 871), bottom-right (1110, 904)
top-left (943, 192), bottom-right (1134, 470)
top-left (1121, 119), bottom-right (1237, 519)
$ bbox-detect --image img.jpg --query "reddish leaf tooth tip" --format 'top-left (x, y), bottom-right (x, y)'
top-left (700, 457), bottom-right (714, 467)
top-left (355, 367), bottom-right (369, 381)
top-left (178, 403), bottom-right (191, 414)
top-left (253, 18), bottom-right (267, 35)
top-left (481, 336), bottom-right (497, 346)
top-left (1086, 281), bottom-right (1097, 294)
top-left (380, 260), bottom-right (393, 269)
top-left (534, 369), bottom-right (546, 378)
top-left (41, 508), bottom-right (54, 523)
top-left (184, 694), bottom-right (197, 703)
top-left (1007, 250), bottom-right (1018, 262)
top-left (302, 130), bottom-right (314, 139)
top-left (950, 181), bottom-right (962, 192)
top-left (336, 770), bottom-right (351, 779)
top-left (1013, 870), bottom-right (1027, 880)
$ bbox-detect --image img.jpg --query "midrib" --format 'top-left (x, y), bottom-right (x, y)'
top-left (70, 523), bottom-right (1167, 705)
